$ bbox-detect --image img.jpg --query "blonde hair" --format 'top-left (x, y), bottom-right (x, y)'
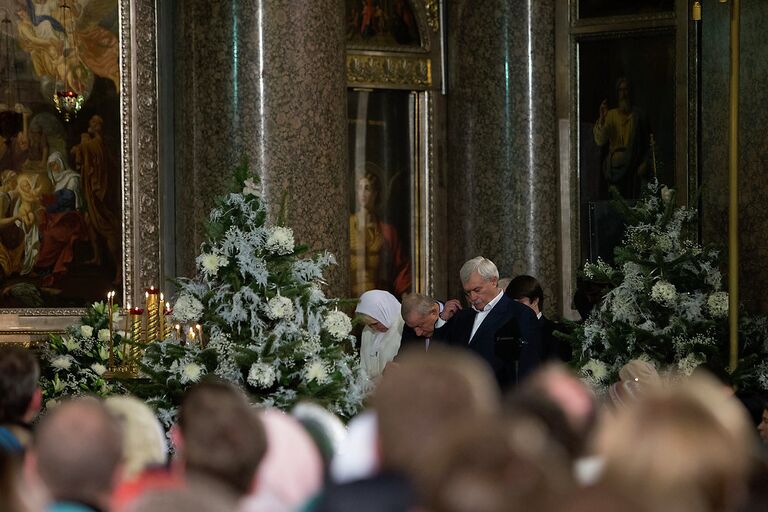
top-left (104, 395), bottom-right (168, 479)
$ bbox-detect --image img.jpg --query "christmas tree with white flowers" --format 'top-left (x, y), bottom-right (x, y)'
top-left (137, 163), bottom-right (364, 426)
top-left (570, 181), bottom-right (768, 393)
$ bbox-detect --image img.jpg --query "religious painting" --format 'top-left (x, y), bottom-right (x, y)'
top-left (577, 0), bottom-right (675, 19)
top-left (348, 89), bottom-right (413, 300)
top-left (577, 30), bottom-right (676, 263)
top-left (0, 0), bottom-right (121, 308)
top-left (346, 0), bottom-right (421, 48)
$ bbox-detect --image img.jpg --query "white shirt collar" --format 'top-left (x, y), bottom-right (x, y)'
top-left (472, 289), bottom-right (504, 313)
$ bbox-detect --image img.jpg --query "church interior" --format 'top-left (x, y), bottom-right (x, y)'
top-left (2, 1), bottom-right (768, 511)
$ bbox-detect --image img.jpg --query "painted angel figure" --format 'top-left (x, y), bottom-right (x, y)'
top-left (15, 0), bottom-right (120, 97)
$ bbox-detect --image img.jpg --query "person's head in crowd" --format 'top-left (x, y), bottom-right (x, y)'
top-left (291, 402), bottom-right (347, 472)
top-left (459, 257), bottom-right (500, 312)
top-left (0, 346), bottom-right (41, 453)
top-left (242, 409), bottom-right (323, 512)
top-left (373, 347), bottom-right (499, 478)
top-left (105, 395), bottom-right (168, 480)
top-left (356, 290), bottom-right (401, 334)
top-left (401, 292), bottom-right (440, 337)
top-left (1, 448), bottom-right (38, 512)
top-left (129, 486), bottom-right (236, 512)
top-left (522, 364), bottom-right (597, 459)
top-left (497, 277), bottom-right (512, 291)
top-left (28, 397), bottom-right (122, 510)
top-left (329, 410), bottom-right (378, 484)
top-left (504, 388), bottom-right (580, 463)
top-left (598, 373), bottom-right (754, 512)
top-left (758, 405), bottom-right (768, 444)
top-left (415, 415), bottom-right (573, 512)
top-left (176, 379), bottom-right (267, 498)
top-left (607, 359), bottom-right (661, 410)
top-left (506, 275), bottom-right (545, 316)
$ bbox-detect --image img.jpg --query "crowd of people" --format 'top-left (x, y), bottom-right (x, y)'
top-left (1, 255), bottom-right (768, 512)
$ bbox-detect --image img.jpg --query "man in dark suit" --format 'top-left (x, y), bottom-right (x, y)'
top-left (399, 293), bottom-right (461, 353)
top-left (506, 275), bottom-right (572, 362)
top-left (446, 257), bottom-right (543, 388)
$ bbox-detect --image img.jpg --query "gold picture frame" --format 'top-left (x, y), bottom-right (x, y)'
top-left (0, 0), bottom-right (161, 343)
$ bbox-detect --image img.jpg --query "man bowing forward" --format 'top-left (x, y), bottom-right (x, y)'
top-left (447, 256), bottom-right (543, 388)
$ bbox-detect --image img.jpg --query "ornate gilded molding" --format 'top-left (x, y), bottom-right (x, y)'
top-left (424, 0), bottom-right (440, 33)
top-left (347, 54), bottom-right (431, 89)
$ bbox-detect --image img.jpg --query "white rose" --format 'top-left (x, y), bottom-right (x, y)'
top-left (80, 325), bottom-right (94, 338)
top-left (98, 329), bottom-right (111, 342)
top-left (90, 363), bottom-right (107, 376)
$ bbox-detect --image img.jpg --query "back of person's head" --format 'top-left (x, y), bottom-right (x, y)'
top-left (33, 397), bottom-right (123, 504)
top-left (598, 374), bottom-right (753, 512)
top-left (178, 379), bottom-right (266, 497)
top-left (0, 346), bottom-right (40, 424)
top-left (506, 275), bottom-right (545, 311)
top-left (246, 409), bottom-right (323, 510)
top-left (373, 347), bottom-right (499, 476)
top-left (291, 401), bottom-right (346, 472)
top-left (522, 364), bottom-right (597, 458)
top-left (104, 395), bottom-right (168, 480)
top-left (416, 416), bottom-right (573, 512)
top-left (128, 486), bottom-right (236, 512)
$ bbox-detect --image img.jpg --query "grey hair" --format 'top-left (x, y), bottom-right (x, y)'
top-left (459, 256), bottom-right (499, 284)
top-left (401, 293), bottom-right (437, 318)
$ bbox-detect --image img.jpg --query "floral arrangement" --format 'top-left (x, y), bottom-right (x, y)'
top-left (137, 163), bottom-right (363, 427)
top-left (39, 301), bottom-right (128, 408)
top-left (570, 181), bottom-right (768, 392)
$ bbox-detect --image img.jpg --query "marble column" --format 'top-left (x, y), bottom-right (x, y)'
top-left (446, 1), bottom-right (560, 313)
top-left (174, 0), bottom-right (349, 296)
top-left (701, 0), bottom-right (768, 312)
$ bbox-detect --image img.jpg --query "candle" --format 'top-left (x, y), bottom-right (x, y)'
top-left (130, 307), bottom-right (144, 363)
top-left (158, 293), bottom-right (165, 341)
top-left (145, 287), bottom-right (159, 341)
top-left (187, 327), bottom-right (196, 344)
top-left (196, 324), bottom-right (204, 348)
top-left (175, 324), bottom-right (182, 344)
top-left (123, 303), bottom-right (130, 359)
top-left (163, 304), bottom-right (173, 339)
top-left (107, 291), bottom-right (115, 368)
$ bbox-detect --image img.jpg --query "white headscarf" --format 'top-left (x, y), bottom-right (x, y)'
top-left (355, 290), bottom-right (404, 382)
top-left (47, 151), bottom-right (82, 209)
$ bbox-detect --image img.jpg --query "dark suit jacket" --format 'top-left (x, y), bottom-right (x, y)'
top-left (540, 314), bottom-right (572, 362)
top-left (446, 294), bottom-right (542, 388)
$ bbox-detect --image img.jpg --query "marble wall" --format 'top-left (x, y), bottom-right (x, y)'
top-left (701, 0), bottom-right (768, 312)
top-left (173, 0), bottom-right (350, 296)
top-left (446, 0), bottom-right (561, 314)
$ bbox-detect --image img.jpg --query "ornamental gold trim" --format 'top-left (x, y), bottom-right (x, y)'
top-left (347, 54), bottom-right (432, 89)
top-left (424, 0), bottom-right (440, 33)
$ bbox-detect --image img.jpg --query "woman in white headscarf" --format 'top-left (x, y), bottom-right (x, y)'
top-left (355, 290), bottom-right (404, 383)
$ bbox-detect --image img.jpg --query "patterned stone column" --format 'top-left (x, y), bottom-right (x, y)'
top-left (174, 0), bottom-right (349, 296)
top-left (446, 1), bottom-right (560, 314)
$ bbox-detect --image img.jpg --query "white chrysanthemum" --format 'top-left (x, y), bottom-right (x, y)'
top-left (581, 358), bottom-right (609, 383)
top-left (678, 353), bottom-right (705, 376)
top-left (651, 280), bottom-right (677, 307)
top-left (174, 294), bottom-right (204, 323)
top-left (180, 362), bottom-right (204, 384)
top-left (305, 359), bottom-right (329, 384)
top-left (266, 296), bottom-right (294, 320)
top-left (247, 362), bottom-right (276, 388)
top-left (98, 329), bottom-right (111, 342)
top-left (199, 253), bottom-right (227, 276)
top-left (51, 355), bottom-right (73, 370)
top-left (707, 291), bottom-right (729, 319)
top-left (243, 177), bottom-right (261, 197)
top-left (80, 325), bottom-right (94, 338)
top-left (90, 363), bottom-right (107, 376)
top-left (324, 310), bottom-right (352, 341)
top-left (62, 336), bottom-right (80, 352)
top-left (265, 227), bottom-right (295, 255)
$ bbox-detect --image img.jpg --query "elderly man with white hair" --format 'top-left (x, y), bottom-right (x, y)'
top-left (446, 256), bottom-right (543, 388)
